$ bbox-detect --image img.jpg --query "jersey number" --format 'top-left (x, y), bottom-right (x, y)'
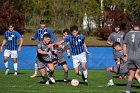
top-left (8, 37), bottom-right (12, 41)
top-left (131, 34), bottom-right (135, 42)
top-left (117, 38), bottom-right (120, 42)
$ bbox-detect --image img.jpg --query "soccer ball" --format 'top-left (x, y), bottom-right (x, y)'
top-left (71, 79), bottom-right (79, 87)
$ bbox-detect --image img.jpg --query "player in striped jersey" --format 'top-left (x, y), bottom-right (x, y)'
top-left (0, 24), bottom-right (23, 75)
top-left (30, 20), bottom-right (55, 78)
top-left (57, 25), bottom-right (90, 85)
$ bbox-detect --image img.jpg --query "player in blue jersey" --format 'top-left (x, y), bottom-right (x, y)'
top-left (57, 25), bottom-right (90, 85)
top-left (0, 24), bottom-right (23, 75)
top-left (30, 20), bottom-right (55, 78)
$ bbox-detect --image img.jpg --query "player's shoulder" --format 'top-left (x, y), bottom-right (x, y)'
top-left (45, 28), bottom-right (52, 31)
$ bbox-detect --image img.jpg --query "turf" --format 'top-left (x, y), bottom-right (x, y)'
top-left (0, 70), bottom-right (140, 93)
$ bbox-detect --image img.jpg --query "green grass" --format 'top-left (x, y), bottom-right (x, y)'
top-left (0, 70), bottom-right (140, 93)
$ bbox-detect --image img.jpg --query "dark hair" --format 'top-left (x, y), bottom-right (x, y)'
top-left (70, 25), bottom-right (78, 32)
top-left (114, 24), bottom-right (120, 28)
top-left (63, 28), bottom-right (70, 34)
top-left (40, 20), bottom-right (46, 24)
top-left (114, 42), bottom-right (121, 47)
top-left (8, 23), bottom-right (14, 27)
top-left (43, 34), bottom-right (51, 39)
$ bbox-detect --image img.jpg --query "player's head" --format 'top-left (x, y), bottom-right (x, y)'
top-left (40, 20), bottom-right (46, 29)
top-left (43, 34), bottom-right (51, 44)
top-left (8, 23), bottom-right (14, 32)
top-left (63, 28), bottom-right (70, 38)
top-left (132, 23), bottom-right (140, 30)
top-left (114, 42), bottom-right (121, 51)
top-left (114, 24), bottom-right (120, 32)
top-left (70, 25), bottom-right (78, 37)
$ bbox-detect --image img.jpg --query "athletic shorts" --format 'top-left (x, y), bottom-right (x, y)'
top-left (72, 52), bottom-right (87, 68)
top-left (4, 49), bottom-right (17, 58)
top-left (128, 59), bottom-right (140, 69)
top-left (36, 61), bottom-right (49, 70)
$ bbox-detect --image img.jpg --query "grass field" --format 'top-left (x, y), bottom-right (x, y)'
top-left (0, 70), bottom-right (140, 93)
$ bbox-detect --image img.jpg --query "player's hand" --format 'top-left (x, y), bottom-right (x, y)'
top-left (47, 51), bottom-right (52, 55)
top-left (18, 47), bottom-right (21, 52)
top-left (48, 44), bottom-right (54, 48)
top-left (86, 49), bottom-right (90, 54)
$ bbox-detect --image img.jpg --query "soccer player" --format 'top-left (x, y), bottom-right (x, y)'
top-left (30, 20), bottom-right (55, 78)
top-left (107, 24), bottom-right (125, 79)
top-left (53, 28), bottom-right (70, 82)
top-left (36, 34), bottom-right (55, 85)
top-left (0, 24), bottom-right (23, 75)
top-left (106, 42), bottom-right (128, 86)
top-left (57, 25), bottom-right (90, 85)
top-left (123, 24), bottom-right (140, 93)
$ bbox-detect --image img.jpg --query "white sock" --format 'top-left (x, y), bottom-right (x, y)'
top-left (109, 79), bottom-right (113, 83)
top-left (125, 90), bottom-right (130, 93)
top-left (137, 78), bottom-right (140, 83)
top-left (34, 63), bottom-right (38, 74)
top-left (14, 63), bottom-right (18, 71)
top-left (83, 69), bottom-right (88, 78)
top-left (78, 71), bottom-right (82, 75)
top-left (4, 61), bottom-right (8, 69)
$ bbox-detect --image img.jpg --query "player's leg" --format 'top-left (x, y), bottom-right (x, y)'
top-left (4, 49), bottom-right (10, 75)
top-left (47, 62), bottom-right (55, 83)
top-left (80, 52), bottom-right (88, 83)
top-left (135, 69), bottom-right (140, 83)
top-left (37, 61), bottom-right (49, 85)
top-left (62, 62), bottom-right (68, 82)
top-left (126, 69), bottom-right (135, 93)
top-left (11, 50), bottom-right (18, 75)
top-left (12, 58), bottom-right (18, 75)
top-left (30, 62), bottom-right (38, 78)
top-left (125, 61), bottom-right (136, 93)
top-left (106, 67), bottom-right (115, 86)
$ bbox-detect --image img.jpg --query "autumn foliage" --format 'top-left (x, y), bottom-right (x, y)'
top-left (0, 0), bottom-right (25, 35)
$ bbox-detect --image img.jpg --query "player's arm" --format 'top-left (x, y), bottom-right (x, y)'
top-left (123, 32), bottom-right (128, 61)
top-left (0, 39), bottom-right (6, 52)
top-left (0, 32), bottom-right (7, 52)
top-left (107, 34), bottom-right (113, 46)
top-left (38, 49), bottom-right (51, 55)
top-left (18, 38), bottom-right (23, 52)
top-left (83, 42), bottom-right (90, 54)
top-left (31, 30), bottom-right (38, 41)
top-left (16, 32), bottom-right (23, 52)
top-left (107, 40), bottom-right (113, 45)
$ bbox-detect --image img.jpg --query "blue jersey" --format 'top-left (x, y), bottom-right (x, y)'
top-left (4, 30), bottom-right (22, 50)
top-left (64, 34), bottom-right (85, 55)
top-left (32, 28), bottom-right (55, 43)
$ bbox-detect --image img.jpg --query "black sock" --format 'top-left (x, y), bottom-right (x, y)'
top-left (42, 74), bottom-right (49, 82)
top-left (64, 71), bottom-right (68, 80)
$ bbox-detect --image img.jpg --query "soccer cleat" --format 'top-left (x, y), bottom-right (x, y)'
top-left (30, 73), bottom-right (37, 78)
top-left (45, 80), bottom-right (49, 85)
top-left (5, 69), bottom-right (9, 75)
top-left (125, 90), bottom-right (130, 93)
top-left (84, 79), bottom-right (88, 86)
top-left (14, 71), bottom-right (18, 75)
top-left (107, 81), bottom-right (114, 86)
top-left (64, 79), bottom-right (68, 82)
top-left (49, 77), bottom-right (55, 84)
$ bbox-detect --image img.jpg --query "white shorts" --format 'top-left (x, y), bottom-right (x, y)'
top-left (4, 49), bottom-right (18, 58)
top-left (72, 52), bottom-right (87, 68)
